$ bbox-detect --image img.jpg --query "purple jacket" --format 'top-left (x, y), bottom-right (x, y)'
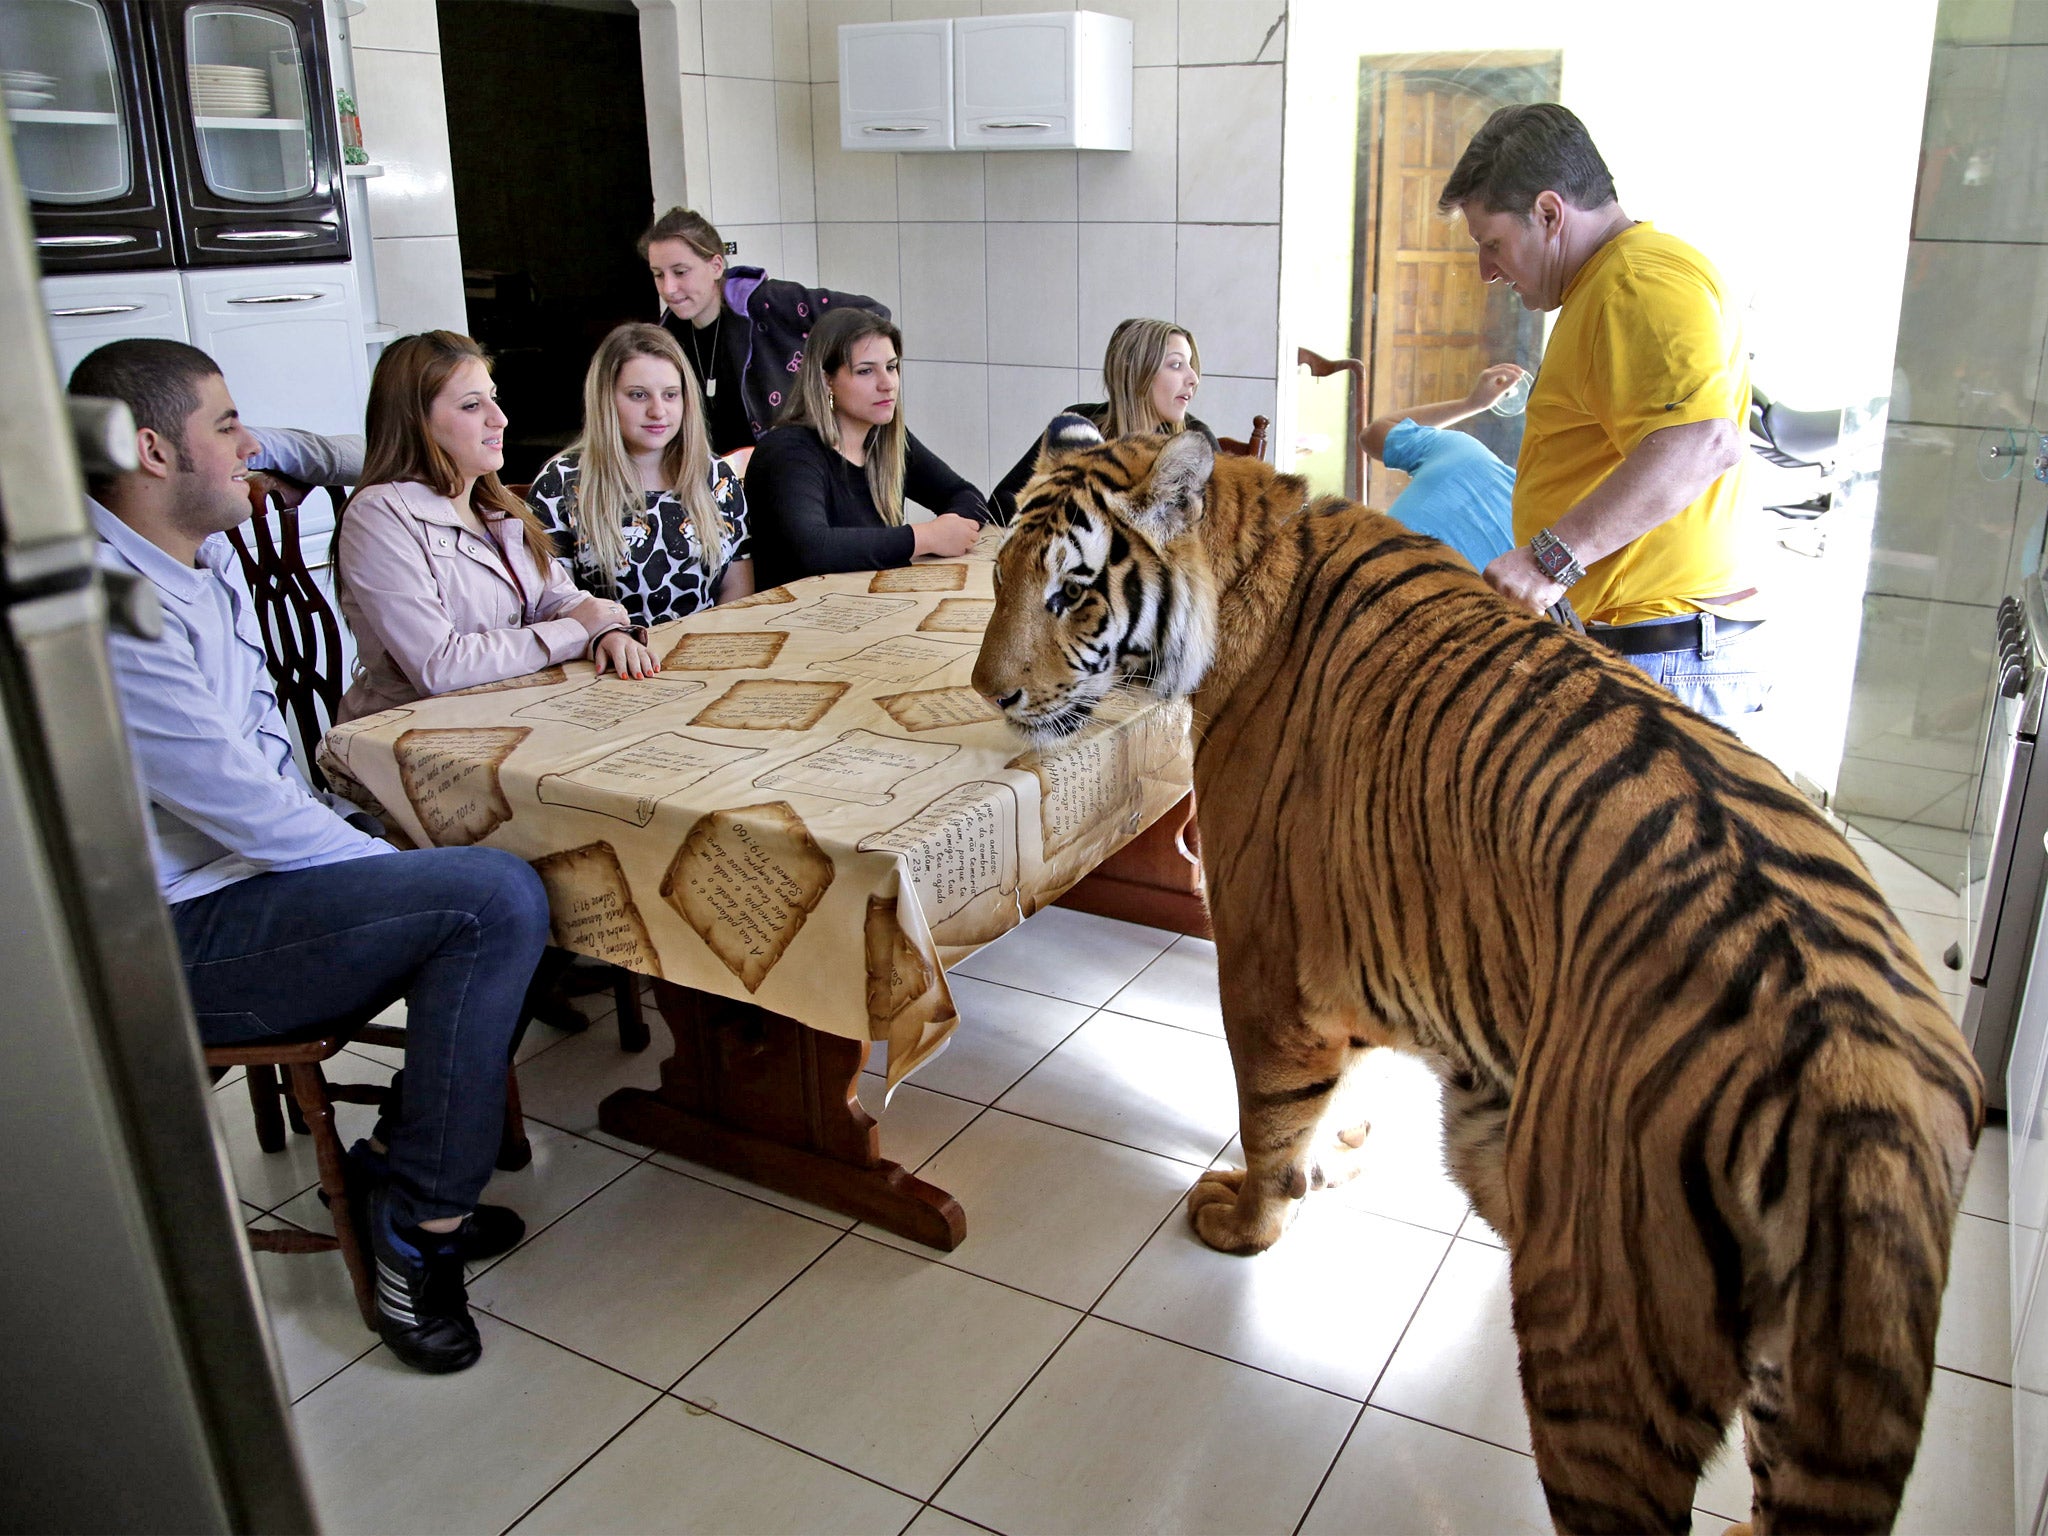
top-left (662, 265), bottom-right (889, 442)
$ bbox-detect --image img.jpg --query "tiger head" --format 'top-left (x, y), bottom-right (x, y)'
top-left (973, 415), bottom-right (1220, 745)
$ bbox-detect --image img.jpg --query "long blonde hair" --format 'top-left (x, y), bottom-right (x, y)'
top-left (350, 330), bottom-right (556, 572)
top-left (554, 323), bottom-right (725, 587)
top-left (1102, 318), bottom-right (1201, 440)
top-left (777, 307), bottom-right (907, 525)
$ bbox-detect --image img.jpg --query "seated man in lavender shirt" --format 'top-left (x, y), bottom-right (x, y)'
top-left (72, 338), bottom-right (549, 1377)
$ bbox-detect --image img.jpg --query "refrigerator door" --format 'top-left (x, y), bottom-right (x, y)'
top-left (2, 0), bottom-right (176, 271)
top-left (40, 265), bottom-right (188, 382)
top-left (148, 0), bottom-right (347, 266)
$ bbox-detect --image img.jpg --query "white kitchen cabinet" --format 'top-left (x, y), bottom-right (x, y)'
top-left (954, 11), bottom-right (1131, 152)
top-left (181, 261), bottom-right (366, 441)
top-left (40, 270), bottom-right (190, 387)
top-left (838, 19), bottom-right (953, 153)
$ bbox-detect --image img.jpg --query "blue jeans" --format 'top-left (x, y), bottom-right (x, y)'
top-left (171, 846), bottom-right (551, 1225)
top-left (1600, 613), bottom-right (1773, 726)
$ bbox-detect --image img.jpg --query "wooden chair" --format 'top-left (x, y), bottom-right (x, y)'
top-left (1296, 346), bottom-right (1367, 497)
top-left (1215, 415), bottom-right (1271, 461)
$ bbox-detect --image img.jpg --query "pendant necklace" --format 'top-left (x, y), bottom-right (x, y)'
top-left (688, 310), bottom-right (723, 399)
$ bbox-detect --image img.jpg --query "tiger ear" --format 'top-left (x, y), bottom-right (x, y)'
top-left (1132, 428), bottom-right (1215, 542)
top-left (1031, 412), bottom-right (1105, 475)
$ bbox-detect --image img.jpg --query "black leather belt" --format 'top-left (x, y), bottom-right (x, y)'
top-left (1588, 613), bottom-right (1763, 656)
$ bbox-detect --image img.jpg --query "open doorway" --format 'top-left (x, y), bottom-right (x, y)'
top-left (437, 0), bottom-right (654, 483)
top-left (1353, 52), bottom-right (1559, 508)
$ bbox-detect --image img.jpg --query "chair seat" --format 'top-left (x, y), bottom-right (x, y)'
top-left (203, 1033), bottom-right (354, 1068)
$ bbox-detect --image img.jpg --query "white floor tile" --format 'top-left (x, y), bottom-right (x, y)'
top-left (678, 1235), bottom-right (1077, 1498)
top-left (936, 1317), bottom-right (1356, 1535)
top-left (1105, 934), bottom-right (1225, 1035)
top-left (903, 1509), bottom-right (993, 1536)
top-left (1896, 904), bottom-right (1968, 991)
top-left (857, 1110), bottom-right (1199, 1308)
top-left (1693, 1423), bottom-right (1753, 1522)
top-left (1301, 1407), bottom-right (1554, 1535)
top-left (856, 1073), bottom-right (984, 1170)
top-left (1965, 1123), bottom-right (2010, 1221)
top-left (1460, 1208), bottom-right (1507, 1248)
top-left (1097, 1194), bottom-right (1450, 1400)
top-left (1851, 833), bottom-right (1966, 919)
top-left (1938, 1211), bottom-right (2013, 1384)
top-left (1372, 1237), bottom-right (1530, 1453)
top-left (509, 1020), bottom-right (665, 1156)
top-left (950, 905), bottom-right (1178, 1006)
top-left (467, 1162), bottom-right (839, 1387)
top-left (650, 1153), bottom-right (859, 1229)
top-left (296, 1313), bottom-right (657, 1536)
top-left (1319, 1050), bottom-right (1473, 1237)
top-left (210, 1056), bottom-right (390, 1212)
top-left (245, 1217), bottom-right (378, 1402)
top-left (1897, 1367), bottom-right (2013, 1535)
top-left (510, 1396), bottom-right (920, 1535)
top-left (995, 1009), bottom-right (1240, 1164)
top-left (899, 974), bottom-right (1094, 1103)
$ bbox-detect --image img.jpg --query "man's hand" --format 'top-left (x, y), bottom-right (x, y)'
top-left (1464, 363), bottom-right (1526, 413)
top-left (1482, 545), bottom-right (1566, 615)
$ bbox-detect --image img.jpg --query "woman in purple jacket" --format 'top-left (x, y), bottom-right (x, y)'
top-left (641, 207), bottom-right (888, 474)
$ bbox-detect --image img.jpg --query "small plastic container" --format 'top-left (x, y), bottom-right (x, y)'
top-left (1488, 370), bottom-right (1533, 417)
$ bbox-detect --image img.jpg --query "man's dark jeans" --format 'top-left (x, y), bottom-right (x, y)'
top-left (171, 846), bottom-right (551, 1225)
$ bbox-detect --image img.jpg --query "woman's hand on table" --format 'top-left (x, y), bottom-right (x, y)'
top-left (912, 513), bottom-right (981, 560)
top-left (593, 628), bottom-right (660, 678)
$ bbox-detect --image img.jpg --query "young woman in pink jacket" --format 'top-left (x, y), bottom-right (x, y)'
top-left (335, 331), bottom-right (659, 722)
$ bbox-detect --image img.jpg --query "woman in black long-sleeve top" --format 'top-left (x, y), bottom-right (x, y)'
top-left (746, 306), bottom-right (989, 588)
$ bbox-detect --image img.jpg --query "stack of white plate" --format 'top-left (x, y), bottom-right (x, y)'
top-left (191, 63), bottom-right (271, 118)
top-left (3, 69), bottom-right (59, 110)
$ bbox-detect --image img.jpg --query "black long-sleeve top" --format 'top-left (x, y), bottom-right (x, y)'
top-left (745, 424), bottom-right (990, 589)
top-left (989, 402), bottom-right (1218, 524)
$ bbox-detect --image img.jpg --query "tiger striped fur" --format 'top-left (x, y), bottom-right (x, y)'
top-left (970, 419), bottom-right (1985, 1535)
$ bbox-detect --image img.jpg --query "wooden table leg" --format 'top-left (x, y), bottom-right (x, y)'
top-left (599, 983), bottom-right (967, 1251)
top-left (1056, 792), bottom-right (1211, 938)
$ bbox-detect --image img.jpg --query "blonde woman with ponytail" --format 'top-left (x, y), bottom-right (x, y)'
top-left (745, 306), bottom-right (988, 588)
top-left (527, 324), bottom-right (754, 626)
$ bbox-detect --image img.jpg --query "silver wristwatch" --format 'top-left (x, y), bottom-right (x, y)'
top-left (1529, 527), bottom-right (1586, 589)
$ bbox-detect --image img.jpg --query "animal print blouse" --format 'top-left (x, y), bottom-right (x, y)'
top-left (526, 452), bottom-right (751, 627)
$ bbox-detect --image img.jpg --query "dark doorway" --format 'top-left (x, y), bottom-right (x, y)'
top-left (438, 0), bottom-right (653, 482)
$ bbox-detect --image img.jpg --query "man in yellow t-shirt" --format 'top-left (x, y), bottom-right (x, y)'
top-left (1437, 104), bottom-right (1766, 724)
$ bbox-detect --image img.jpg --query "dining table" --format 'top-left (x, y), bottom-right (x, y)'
top-left (317, 533), bottom-right (1202, 1249)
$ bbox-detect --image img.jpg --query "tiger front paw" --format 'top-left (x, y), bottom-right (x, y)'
top-left (1186, 1168), bottom-right (1291, 1255)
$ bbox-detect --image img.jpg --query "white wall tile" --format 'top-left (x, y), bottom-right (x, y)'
top-left (1892, 239), bottom-right (2048, 429)
top-left (1189, 373), bottom-right (1278, 448)
top-left (1177, 64), bottom-right (1282, 224)
top-left (817, 222), bottom-right (902, 314)
top-left (1868, 422), bottom-right (2024, 606)
top-left (1176, 222), bottom-right (1279, 378)
top-left (352, 48), bottom-right (457, 239)
top-left (989, 364), bottom-right (1088, 487)
top-left (987, 222), bottom-right (1080, 368)
top-left (1078, 223), bottom-right (1176, 369)
top-left (982, 0), bottom-right (1074, 12)
top-left (776, 82), bottom-right (817, 222)
top-left (782, 222), bottom-right (820, 285)
top-left (701, 0), bottom-right (776, 78)
top-left (720, 223), bottom-right (785, 276)
top-left (370, 235), bottom-right (467, 335)
top-left (640, 15), bottom-right (689, 211)
top-left (899, 222), bottom-right (989, 362)
top-left (899, 154), bottom-right (987, 221)
top-left (770, 0), bottom-right (812, 81)
top-left (706, 75), bottom-right (783, 225)
top-left (986, 151), bottom-right (1078, 222)
top-left (895, 0), bottom-right (983, 16)
top-left (906, 361), bottom-right (991, 491)
top-left (1937, 0), bottom-right (2048, 42)
top-left (1079, 65), bottom-right (1174, 222)
top-left (811, 83), bottom-right (901, 221)
top-left (1086, 0), bottom-right (1176, 66)
top-left (345, 0), bottom-right (439, 53)
top-left (669, 0), bottom-right (706, 75)
top-left (810, 0), bottom-right (894, 82)
top-left (680, 73), bottom-right (713, 214)
top-left (1178, 0), bottom-right (1286, 63)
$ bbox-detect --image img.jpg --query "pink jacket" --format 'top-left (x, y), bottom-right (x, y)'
top-left (336, 479), bottom-right (627, 721)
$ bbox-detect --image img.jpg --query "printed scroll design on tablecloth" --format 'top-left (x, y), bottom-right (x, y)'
top-left (753, 728), bottom-right (959, 808)
top-left (531, 842), bottom-right (663, 978)
top-left (917, 598), bottom-right (994, 634)
top-left (721, 584), bottom-right (795, 608)
top-left (765, 594), bottom-right (916, 634)
top-left (864, 893), bottom-right (938, 1034)
top-left (1009, 730), bottom-right (1147, 856)
top-left (510, 675), bottom-right (705, 730)
top-left (661, 630), bottom-right (788, 672)
top-left (442, 665), bottom-right (570, 696)
top-left (874, 686), bottom-right (1002, 733)
top-left (858, 779), bottom-right (1023, 946)
top-left (536, 731), bottom-right (766, 826)
top-left (869, 564), bottom-right (967, 593)
top-left (393, 726), bottom-right (530, 846)
top-left (317, 707), bottom-right (413, 815)
top-left (690, 678), bottom-right (848, 731)
top-left (660, 800), bottom-right (834, 991)
top-left (805, 634), bottom-right (976, 688)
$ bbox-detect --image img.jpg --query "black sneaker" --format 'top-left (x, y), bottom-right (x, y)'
top-left (367, 1183), bottom-right (482, 1374)
top-left (334, 1140), bottom-right (526, 1261)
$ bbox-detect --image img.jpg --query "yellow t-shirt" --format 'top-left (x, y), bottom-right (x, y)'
top-left (1512, 222), bottom-right (1753, 626)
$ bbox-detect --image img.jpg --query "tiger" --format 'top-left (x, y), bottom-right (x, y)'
top-left (970, 415), bottom-right (1985, 1536)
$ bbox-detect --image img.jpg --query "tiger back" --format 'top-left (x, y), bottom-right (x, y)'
top-left (972, 420), bottom-right (1984, 1536)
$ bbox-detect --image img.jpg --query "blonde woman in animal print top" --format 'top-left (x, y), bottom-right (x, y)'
top-left (527, 323), bottom-right (755, 627)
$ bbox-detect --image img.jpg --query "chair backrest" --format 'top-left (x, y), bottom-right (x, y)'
top-left (1296, 347), bottom-right (1366, 497)
top-left (225, 479), bottom-right (350, 792)
top-left (1215, 415), bottom-right (1270, 461)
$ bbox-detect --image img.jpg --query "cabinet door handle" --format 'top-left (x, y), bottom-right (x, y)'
top-left (861, 123), bottom-right (931, 134)
top-left (982, 120), bottom-right (1054, 130)
top-left (226, 292), bottom-right (321, 305)
top-left (216, 229), bottom-right (318, 242)
top-left (49, 303), bottom-right (145, 317)
top-left (36, 233), bottom-right (138, 248)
